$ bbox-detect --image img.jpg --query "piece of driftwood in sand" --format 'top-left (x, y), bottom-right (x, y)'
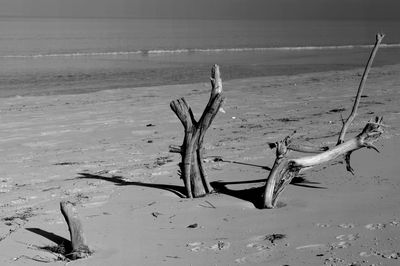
top-left (263, 33), bottom-right (385, 209)
top-left (263, 117), bottom-right (384, 208)
top-left (60, 201), bottom-right (91, 259)
top-left (170, 64), bottom-right (225, 198)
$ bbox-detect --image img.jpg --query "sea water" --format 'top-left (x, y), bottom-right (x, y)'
top-left (0, 17), bottom-right (399, 97)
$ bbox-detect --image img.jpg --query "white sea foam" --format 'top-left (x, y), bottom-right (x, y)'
top-left (2, 43), bottom-right (399, 59)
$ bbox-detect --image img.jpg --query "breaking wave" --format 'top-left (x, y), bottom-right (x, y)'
top-left (3, 43), bottom-right (400, 58)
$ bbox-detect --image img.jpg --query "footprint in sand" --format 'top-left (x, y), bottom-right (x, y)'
top-left (332, 234), bottom-right (359, 249)
top-left (336, 234), bottom-right (359, 241)
top-left (237, 234), bottom-right (287, 264)
top-left (315, 223), bottom-right (331, 228)
top-left (246, 233), bottom-right (286, 251)
top-left (338, 223), bottom-right (355, 229)
top-left (246, 242), bottom-right (270, 251)
top-left (365, 223), bottom-right (385, 230)
top-left (187, 241), bottom-right (231, 252)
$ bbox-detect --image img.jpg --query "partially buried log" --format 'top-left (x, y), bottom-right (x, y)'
top-left (170, 64), bottom-right (225, 198)
top-left (263, 33), bottom-right (386, 209)
top-left (263, 117), bottom-right (384, 208)
top-left (60, 201), bottom-right (91, 260)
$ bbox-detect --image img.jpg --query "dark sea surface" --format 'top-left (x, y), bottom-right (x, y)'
top-left (0, 17), bottom-right (399, 97)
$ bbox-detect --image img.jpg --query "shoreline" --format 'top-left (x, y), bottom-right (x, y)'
top-left (1, 43), bottom-right (400, 98)
top-left (2, 60), bottom-right (400, 99)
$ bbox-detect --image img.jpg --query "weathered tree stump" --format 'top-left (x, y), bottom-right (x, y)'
top-left (170, 64), bottom-right (225, 198)
top-left (60, 201), bottom-right (91, 260)
top-left (263, 33), bottom-right (386, 209)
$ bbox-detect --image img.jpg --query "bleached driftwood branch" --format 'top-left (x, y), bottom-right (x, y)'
top-left (262, 33), bottom-right (387, 209)
top-left (263, 117), bottom-right (384, 208)
top-left (60, 201), bottom-right (91, 260)
top-left (170, 64), bottom-right (225, 198)
top-left (336, 33), bottom-right (385, 145)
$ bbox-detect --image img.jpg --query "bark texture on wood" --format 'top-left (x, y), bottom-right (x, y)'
top-left (170, 64), bottom-right (225, 198)
top-left (60, 201), bottom-right (91, 260)
top-left (263, 117), bottom-right (384, 208)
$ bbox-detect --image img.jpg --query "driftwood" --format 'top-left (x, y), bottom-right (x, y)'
top-left (263, 33), bottom-right (386, 209)
top-left (337, 33), bottom-right (385, 145)
top-left (336, 33), bottom-right (384, 174)
top-left (263, 117), bottom-right (384, 208)
top-left (60, 201), bottom-right (91, 259)
top-left (170, 64), bottom-right (225, 198)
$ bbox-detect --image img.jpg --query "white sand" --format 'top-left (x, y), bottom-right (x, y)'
top-left (0, 64), bottom-right (399, 265)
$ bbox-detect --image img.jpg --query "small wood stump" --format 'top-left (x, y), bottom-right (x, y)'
top-left (60, 201), bottom-right (91, 260)
top-left (170, 64), bottom-right (225, 198)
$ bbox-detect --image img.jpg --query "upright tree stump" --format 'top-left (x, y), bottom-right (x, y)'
top-left (170, 65), bottom-right (225, 198)
top-left (60, 201), bottom-right (91, 260)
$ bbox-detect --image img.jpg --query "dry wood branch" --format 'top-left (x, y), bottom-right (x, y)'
top-left (263, 117), bottom-right (384, 208)
top-left (170, 65), bottom-right (225, 198)
top-left (287, 143), bottom-right (329, 153)
top-left (336, 33), bottom-right (384, 145)
top-left (60, 201), bottom-right (91, 260)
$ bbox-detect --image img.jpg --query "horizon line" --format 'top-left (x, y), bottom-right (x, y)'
top-left (0, 14), bottom-right (399, 22)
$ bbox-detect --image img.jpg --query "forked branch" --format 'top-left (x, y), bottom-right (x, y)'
top-left (170, 65), bottom-right (225, 198)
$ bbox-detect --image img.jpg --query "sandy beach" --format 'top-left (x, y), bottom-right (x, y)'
top-left (0, 63), bottom-right (399, 266)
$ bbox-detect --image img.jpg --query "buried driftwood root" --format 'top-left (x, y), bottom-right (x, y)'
top-left (60, 201), bottom-right (91, 260)
top-left (263, 33), bottom-right (386, 209)
top-left (263, 117), bottom-right (385, 208)
top-left (170, 64), bottom-right (225, 198)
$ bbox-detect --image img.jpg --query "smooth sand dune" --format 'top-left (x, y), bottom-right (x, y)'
top-left (0, 64), bottom-right (399, 265)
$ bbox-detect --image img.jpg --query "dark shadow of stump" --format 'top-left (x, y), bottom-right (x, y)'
top-left (290, 175), bottom-right (327, 189)
top-left (26, 228), bottom-right (71, 248)
top-left (77, 173), bottom-right (187, 198)
top-left (26, 227), bottom-right (73, 255)
top-left (211, 180), bottom-right (266, 209)
top-left (211, 176), bottom-right (326, 209)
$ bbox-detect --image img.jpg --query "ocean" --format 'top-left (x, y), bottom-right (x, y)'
top-left (0, 17), bottom-right (399, 97)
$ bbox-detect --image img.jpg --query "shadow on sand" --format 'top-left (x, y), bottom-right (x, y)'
top-left (211, 176), bottom-right (326, 209)
top-left (211, 179), bottom-right (266, 209)
top-left (77, 173), bottom-right (187, 198)
top-left (26, 228), bottom-right (71, 251)
top-left (218, 159), bottom-right (272, 171)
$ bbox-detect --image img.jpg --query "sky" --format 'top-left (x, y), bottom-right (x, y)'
top-left (0, 0), bottom-right (399, 20)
